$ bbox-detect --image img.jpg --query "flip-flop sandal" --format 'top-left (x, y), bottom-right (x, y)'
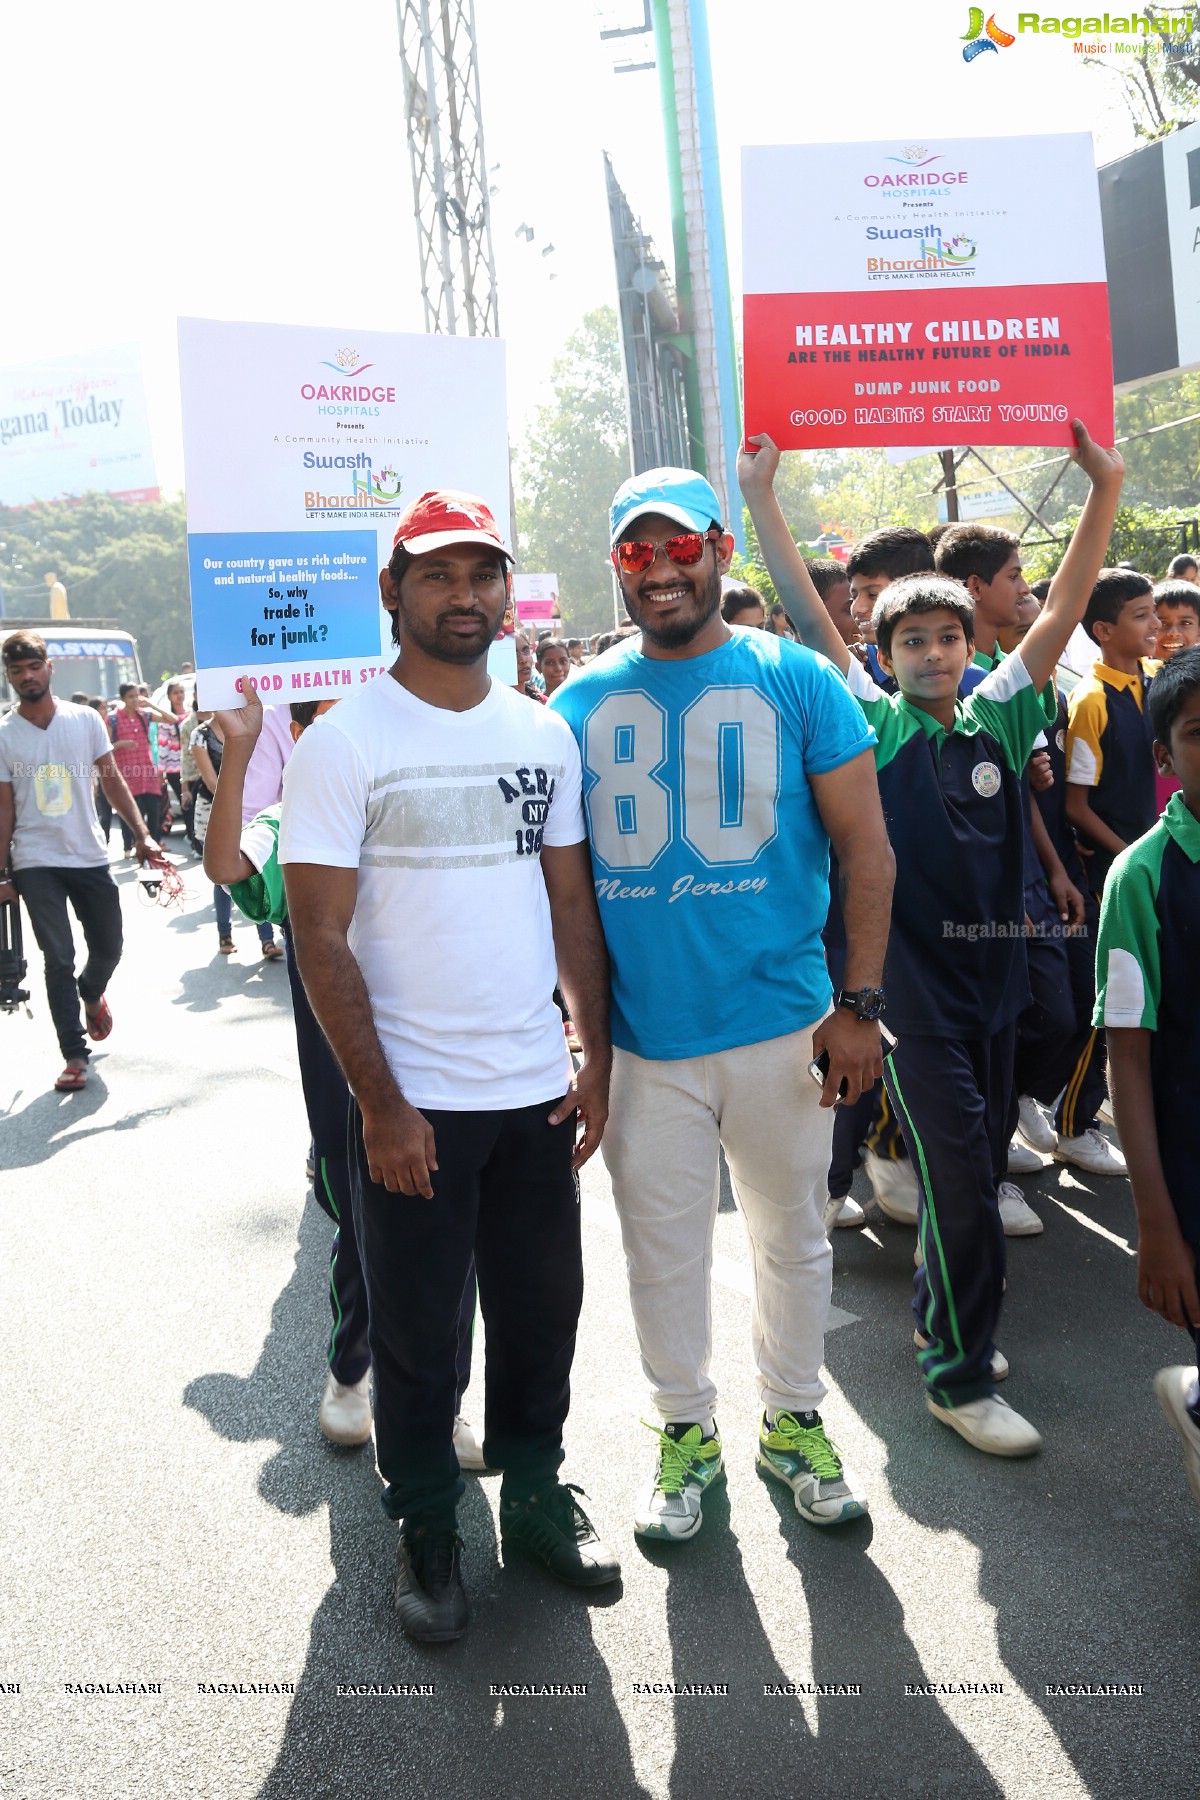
top-left (261, 941), bottom-right (285, 960)
top-left (54, 1065), bottom-right (89, 1092)
top-left (86, 996), bottom-right (113, 1041)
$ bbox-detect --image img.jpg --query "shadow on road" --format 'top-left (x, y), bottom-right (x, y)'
top-left (184, 1201), bottom-right (646, 1800)
top-left (826, 1161), bottom-right (1192, 1800)
top-left (172, 959), bottom-right (295, 1016)
top-left (636, 1471), bottom-right (1000, 1800)
top-left (1, 1064), bottom-right (187, 1166)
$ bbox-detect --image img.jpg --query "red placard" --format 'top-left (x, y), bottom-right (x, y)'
top-left (743, 283), bottom-right (1113, 451)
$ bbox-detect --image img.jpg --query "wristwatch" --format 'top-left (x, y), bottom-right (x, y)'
top-left (838, 986), bottom-right (886, 1023)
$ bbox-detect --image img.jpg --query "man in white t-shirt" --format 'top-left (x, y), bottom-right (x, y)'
top-left (280, 490), bottom-right (618, 1644)
top-left (0, 631), bottom-right (166, 1091)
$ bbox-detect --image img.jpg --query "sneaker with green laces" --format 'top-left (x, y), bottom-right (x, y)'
top-left (499, 1480), bottom-right (621, 1587)
top-left (633, 1420), bottom-right (725, 1542)
top-left (755, 1410), bottom-right (867, 1525)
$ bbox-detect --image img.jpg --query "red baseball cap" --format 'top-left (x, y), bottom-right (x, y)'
top-left (392, 489), bottom-right (513, 561)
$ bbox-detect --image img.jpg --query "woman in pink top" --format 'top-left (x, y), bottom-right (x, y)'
top-left (109, 683), bottom-right (173, 850)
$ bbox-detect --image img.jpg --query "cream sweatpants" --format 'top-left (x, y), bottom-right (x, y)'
top-left (602, 1025), bottom-right (835, 1425)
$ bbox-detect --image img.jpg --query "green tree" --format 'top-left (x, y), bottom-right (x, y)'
top-left (1083, 5), bottom-right (1200, 141)
top-left (514, 308), bottom-right (630, 637)
top-left (808, 447), bottom-right (941, 538)
top-left (1022, 500), bottom-right (1198, 581)
top-left (0, 493), bottom-right (190, 681)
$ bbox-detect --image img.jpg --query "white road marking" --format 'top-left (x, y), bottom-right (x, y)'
top-left (1048, 1196), bottom-right (1135, 1256)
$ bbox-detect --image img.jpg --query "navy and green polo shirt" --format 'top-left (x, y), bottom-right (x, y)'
top-left (1094, 792), bottom-right (1200, 1217)
top-left (844, 650), bottom-right (1056, 1040)
top-left (1066, 658), bottom-right (1158, 891)
top-left (1035, 688), bottom-right (1087, 890)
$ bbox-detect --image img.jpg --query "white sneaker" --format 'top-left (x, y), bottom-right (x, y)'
top-left (1154, 1366), bottom-right (1200, 1511)
top-left (452, 1414), bottom-right (488, 1471)
top-left (1054, 1129), bottom-right (1127, 1176)
top-left (823, 1194), bottom-right (866, 1236)
top-left (319, 1370), bottom-right (373, 1446)
top-left (1007, 1136), bottom-right (1043, 1176)
top-left (925, 1393), bottom-right (1042, 1456)
top-left (633, 1421), bottom-right (725, 1541)
top-left (915, 1329), bottom-right (1008, 1382)
top-left (1016, 1094), bottom-right (1056, 1153)
top-left (998, 1181), bottom-right (1044, 1237)
top-left (862, 1149), bottom-right (919, 1225)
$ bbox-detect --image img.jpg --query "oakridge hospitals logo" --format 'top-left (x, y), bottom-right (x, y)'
top-left (300, 350), bottom-right (396, 410)
top-left (961, 7), bottom-right (1198, 60)
top-left (321, 347), bottom-right (374, 376)
top-left (862, 146), bottom-right (968, 188)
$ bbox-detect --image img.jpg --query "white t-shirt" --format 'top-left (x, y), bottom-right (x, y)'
top-left (0, 702), bottom-right (110, 869)
top-left (278, 673), bottom-right (584, 1111)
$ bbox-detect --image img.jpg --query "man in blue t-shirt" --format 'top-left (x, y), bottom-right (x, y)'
top-left (551, 468), bottom-right (893, 1545)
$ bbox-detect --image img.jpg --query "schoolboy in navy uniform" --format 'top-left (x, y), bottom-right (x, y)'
top-left (741, 423), bottom-right (1124, 1458)
top-left (1095, 646), bottom-right (1200, 1507)
top-left (993, 596), bottom-right (1122, 1175)
top-left (1065, 570), bottom-right (1161, 897)
top-left (822, 533), bottom-right (933, 1229)
top-left (846, 527), bottom-right (934, 694)
top-left (936, 528), bottom-right (1123, 1180)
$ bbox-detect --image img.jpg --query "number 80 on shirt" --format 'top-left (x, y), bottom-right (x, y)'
top-left (580, 688), bottom-right (782, 871)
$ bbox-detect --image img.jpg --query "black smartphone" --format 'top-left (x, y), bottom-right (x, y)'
top-left (808, 1022), bottom-right (897, 1103)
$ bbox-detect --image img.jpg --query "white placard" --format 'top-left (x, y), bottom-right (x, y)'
top-left (179, 318), bottom-right (510, 708)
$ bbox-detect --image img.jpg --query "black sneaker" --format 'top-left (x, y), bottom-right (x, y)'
top-left (499, 1480), bottom-right (621, 1588)
top-left (395, 1518), bottom-right (468, 1642)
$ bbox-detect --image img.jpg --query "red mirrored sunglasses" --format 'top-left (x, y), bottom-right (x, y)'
top-left (612, 529), bottom-right (720, 575)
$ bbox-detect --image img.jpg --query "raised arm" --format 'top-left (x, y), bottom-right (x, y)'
top-left (203, 677), bottom-right (264, 888)
top-left (1017, 421), bottom-right (1124, 693)
top-left (284, 860), bottom-right (438, 1199)
top-left (738, 434), bottom-right (851, 674)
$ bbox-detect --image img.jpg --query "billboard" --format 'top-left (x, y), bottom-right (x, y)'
top-left (178, 318), bottom-right (511, 709)
top-left (1099, 119), bottom-right (1200, 389)
top-left (0, 345), bottom-right (159, 507)
top-left (743, 134), bottom-right (1113, 451)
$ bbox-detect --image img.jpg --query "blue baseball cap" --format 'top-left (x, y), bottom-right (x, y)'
top-left (610, 467), bottom-right (723, 547)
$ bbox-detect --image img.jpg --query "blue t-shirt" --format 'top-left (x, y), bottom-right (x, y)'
top-left (550, 628), bottom-right (877, 1060)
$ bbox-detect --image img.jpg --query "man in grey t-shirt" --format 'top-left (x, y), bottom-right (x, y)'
top-left (0, 631), bottom-right (165, 1090)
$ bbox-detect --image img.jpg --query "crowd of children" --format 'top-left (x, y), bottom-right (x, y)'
top-left (741, 431), bottom-right (1200, 1486)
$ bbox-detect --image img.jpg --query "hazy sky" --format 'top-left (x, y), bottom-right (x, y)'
top-left (3, 0), bottom-right (1137, 492)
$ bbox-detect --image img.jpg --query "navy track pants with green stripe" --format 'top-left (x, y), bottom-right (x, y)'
top-left (283, 916), bottom-right (371, 1386)
top-left (883, 1022), bottom-right (1017, 1409)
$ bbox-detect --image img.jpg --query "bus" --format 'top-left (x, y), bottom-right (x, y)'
top-left (0, 618), bottom-right (143, 708)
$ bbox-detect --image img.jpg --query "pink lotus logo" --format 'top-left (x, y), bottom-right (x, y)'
top-left (885, 146), bottom-right (943, 166)
top-left (962, 9), bottom-right (1015, 60)
top-left (319, 347), bottom-right (374, 376)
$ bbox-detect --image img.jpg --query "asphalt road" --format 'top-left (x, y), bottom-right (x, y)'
top-left (1, 846), bottom-right (1196, 1800)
